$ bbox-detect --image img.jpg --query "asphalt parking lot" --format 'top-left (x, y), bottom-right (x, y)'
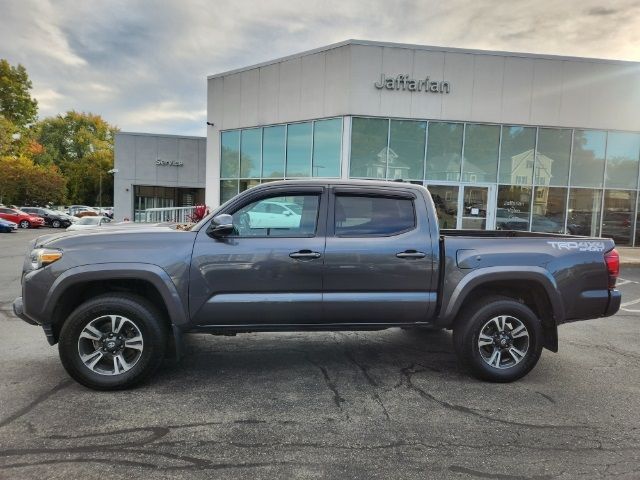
top-left (0, 229), bottom-right (639, 479)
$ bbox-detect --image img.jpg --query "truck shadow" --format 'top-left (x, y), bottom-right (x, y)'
top-left (156, 328), bottom-right (463, 386)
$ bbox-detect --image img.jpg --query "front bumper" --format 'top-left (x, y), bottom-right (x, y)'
top-left (12, 297), bottom-right (37, 325)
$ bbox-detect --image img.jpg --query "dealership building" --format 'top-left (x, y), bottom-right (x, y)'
top-left (114, 132), bottom-right (206, 221)
top-left (205, 39), bottom-right (640, 244)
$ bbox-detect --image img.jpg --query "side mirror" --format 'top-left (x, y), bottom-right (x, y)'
top-left (208, 214), bottom-right (234, 237)
top-left (283, 210), bottom-right (292, 216)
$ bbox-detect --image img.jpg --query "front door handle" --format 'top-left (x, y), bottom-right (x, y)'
top-left (396, 250), bottom-right (426, 259)
top-left (289, 250), bottom-right (322, 260)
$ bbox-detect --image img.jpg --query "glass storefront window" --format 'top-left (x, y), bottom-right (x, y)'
top-left (426, 122), bottom-right (463, 181)
top-left (531, 187), bottom-right (567, 233)
top-left (350, 117), bottom-right (389, 179)
top-left (571, 130), bottom-right (606, 188)
top-left (605, 132), bottom-right (640, 189)
top-left (389, 120), bottom-right (426, 180)
top-left (496, 185), bottom-right (532, 231)
top-left (427, 185), bottom-right (458, 229)
top-left (286, 122), bottom-right (313, 177)
top-left (221, 131), bottom-right (240, 178)
top-left (499, 126), bottom-right (536, 185)
top-left (220, 180), bottom-right (239, 204)
top-left (239, 179), bottom-right (260, 193)
top-left (240, 128), bottom-right (261, 178)
top-left (262, 125), bottom-right (286, 178)
top-left (535, 128), bottom-right (571, 187)
top-left (602, 189), bottom-right (636, 246)
top-left (313, 118), bottom-right (342, 177)
top-left (567, 188), bottom-right (602, 236)
top-left (462, 124), bottom-right (500, 183)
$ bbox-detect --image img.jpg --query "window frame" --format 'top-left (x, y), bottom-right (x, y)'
top-left (217, 185), bottom-right (327, 239)
top-left (329, 187), bottom-right (417, 238)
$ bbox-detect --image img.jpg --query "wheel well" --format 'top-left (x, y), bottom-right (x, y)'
top-left (51, 279), bottom-right (171, 343)
top-left (460, 280), bottom-right (558, 352)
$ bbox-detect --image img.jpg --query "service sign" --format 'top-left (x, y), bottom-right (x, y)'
top-left (156, 159), bottom-right (184, 167)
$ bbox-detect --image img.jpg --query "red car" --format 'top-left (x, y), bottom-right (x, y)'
top-left (0, 207), bottom-right (45, 229)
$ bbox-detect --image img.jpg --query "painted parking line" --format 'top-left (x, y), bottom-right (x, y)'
top-left (621, 298), bottom-right (640, 308)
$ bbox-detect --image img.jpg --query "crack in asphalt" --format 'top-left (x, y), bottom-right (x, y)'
top-left (400, 364), bottom-right (593, 431)
top-left (0, 379), bottom-right (73, 429)
top-left (448, 465), bottom-right (555, 479)
top-left (305, 355), bottom-right (347, 416)
top-left (342, 349), bottom-right (391, 421)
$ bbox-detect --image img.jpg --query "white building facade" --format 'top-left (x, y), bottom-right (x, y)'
top-left (114, 132), bottom-right (206, 222)
top-left (206, 40), bottom-right (640, 244)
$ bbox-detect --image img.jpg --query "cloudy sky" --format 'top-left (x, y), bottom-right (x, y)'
top-left (1, 0), bottom-right (639, 136)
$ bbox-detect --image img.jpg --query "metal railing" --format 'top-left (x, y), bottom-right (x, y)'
top-left (135, 206), bottom-right (196, 223)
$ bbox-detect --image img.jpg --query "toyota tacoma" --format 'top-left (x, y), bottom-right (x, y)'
top-left (13, 180), bottom-right (621, 389)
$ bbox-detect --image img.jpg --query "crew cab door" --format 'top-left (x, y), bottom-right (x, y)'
top-left (323, 186), bottom-right (436, 324)
top-left (189, 186), bottom-right (327, 326)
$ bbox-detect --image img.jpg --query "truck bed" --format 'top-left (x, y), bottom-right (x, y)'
top-left (441, 229), bottom-right (583, 239)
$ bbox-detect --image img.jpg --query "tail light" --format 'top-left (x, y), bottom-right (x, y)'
top-left (604, 249), bottom-right (619, 289)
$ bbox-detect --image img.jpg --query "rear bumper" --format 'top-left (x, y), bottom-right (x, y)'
top-left (605, 289), bottom-right (622, 317)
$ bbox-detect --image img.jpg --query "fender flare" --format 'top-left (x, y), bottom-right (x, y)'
top-left (44, 262), bottom-right (189, 329)
top-left (438, 266), bottom-right (565, 326)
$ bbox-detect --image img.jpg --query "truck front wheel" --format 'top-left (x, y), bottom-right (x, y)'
top-left (453, 296), bottom-right (543, 382)
top-left (58, 293), bottom-right (168, 390)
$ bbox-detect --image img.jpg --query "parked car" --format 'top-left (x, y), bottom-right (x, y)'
top-left (0, 218), bottom-right (17, 233)
top-left (495, 208), bottom-right (529, 231)
top-left (0, 207), bottom-right (45, 229)
top-left (238, 200), bottom-right (302, 229)
top-left (66, 216), bottom-right (112, 231)
top-left (67, 205), bottom-right (99, 217)
top-left (96, 207), bottom-right (114, 219)
top-left (13, 180), bottom-right (620, 390)
top-left (20, 207), bottom-right (75, 228)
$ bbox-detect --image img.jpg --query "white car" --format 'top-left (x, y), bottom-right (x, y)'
top-left (66, 216), bottom-right (112, 231)
top-left (247, 201), bottom-right (302, 229)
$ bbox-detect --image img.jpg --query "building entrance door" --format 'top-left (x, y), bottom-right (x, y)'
top-left (459, 185), bottom-right (495, 230)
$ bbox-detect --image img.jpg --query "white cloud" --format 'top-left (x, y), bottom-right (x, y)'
top-left (0, 0), bottom-right (639, 136)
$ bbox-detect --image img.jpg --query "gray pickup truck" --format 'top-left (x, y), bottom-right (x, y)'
top-left (13, 180), bottom-right (621, 390)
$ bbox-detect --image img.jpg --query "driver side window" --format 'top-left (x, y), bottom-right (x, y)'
top-left (231, 194), bottom-right (319, 237)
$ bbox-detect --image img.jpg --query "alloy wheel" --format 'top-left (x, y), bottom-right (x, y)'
top-left (77, 315), bottom-right (144, 375)
top-left (477, 315), bottom-right (530, 369)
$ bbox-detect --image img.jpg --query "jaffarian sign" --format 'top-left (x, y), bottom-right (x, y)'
top-left (374, 74), bottom-right (451, 93)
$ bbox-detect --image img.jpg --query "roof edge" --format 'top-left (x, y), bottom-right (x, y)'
top-left (116, 131), bottom-right (206, 140)
top-left (207, 39), bottom-right (640, 80)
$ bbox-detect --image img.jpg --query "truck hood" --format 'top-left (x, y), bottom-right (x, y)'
top-left (34, 223), bottom-right (188, 248)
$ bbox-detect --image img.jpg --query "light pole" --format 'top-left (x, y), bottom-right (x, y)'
top-left (106, 169), bottom-right (118, 216)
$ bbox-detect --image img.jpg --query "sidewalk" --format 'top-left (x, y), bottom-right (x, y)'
top-left (616, 247), bottom-right (640, 266)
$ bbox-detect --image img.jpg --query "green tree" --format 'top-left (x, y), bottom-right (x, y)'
top-left (34, 111), bottom-right (118, 205)
top-left (0, 59), bottom-right (38, 129)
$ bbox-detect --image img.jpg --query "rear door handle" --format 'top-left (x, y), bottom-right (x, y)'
top-left (396, 250), bottom-right (426, 259)
top-left (289, 250), bottom-right (322, 260)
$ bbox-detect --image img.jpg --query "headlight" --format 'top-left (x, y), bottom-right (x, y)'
top-left (29, 248), bottom-right (63, 270)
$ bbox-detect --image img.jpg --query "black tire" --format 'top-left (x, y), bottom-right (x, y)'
top-left (58, 293), bottom-right (168, 390)
top-left (52, 219), bottom-right (61, 228)
top-left (453, 296), bottom-right (542, 383)
top-left (19, 220), bottom-right (30, 229)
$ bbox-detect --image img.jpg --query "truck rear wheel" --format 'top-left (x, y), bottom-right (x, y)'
top-left (58, 293), bottom-right (168, 390)
top-left (453, 296), bottom-right (542, 382)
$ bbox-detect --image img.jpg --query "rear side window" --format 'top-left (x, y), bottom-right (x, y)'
top-left (334, 195), bottom-right (415, 236)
